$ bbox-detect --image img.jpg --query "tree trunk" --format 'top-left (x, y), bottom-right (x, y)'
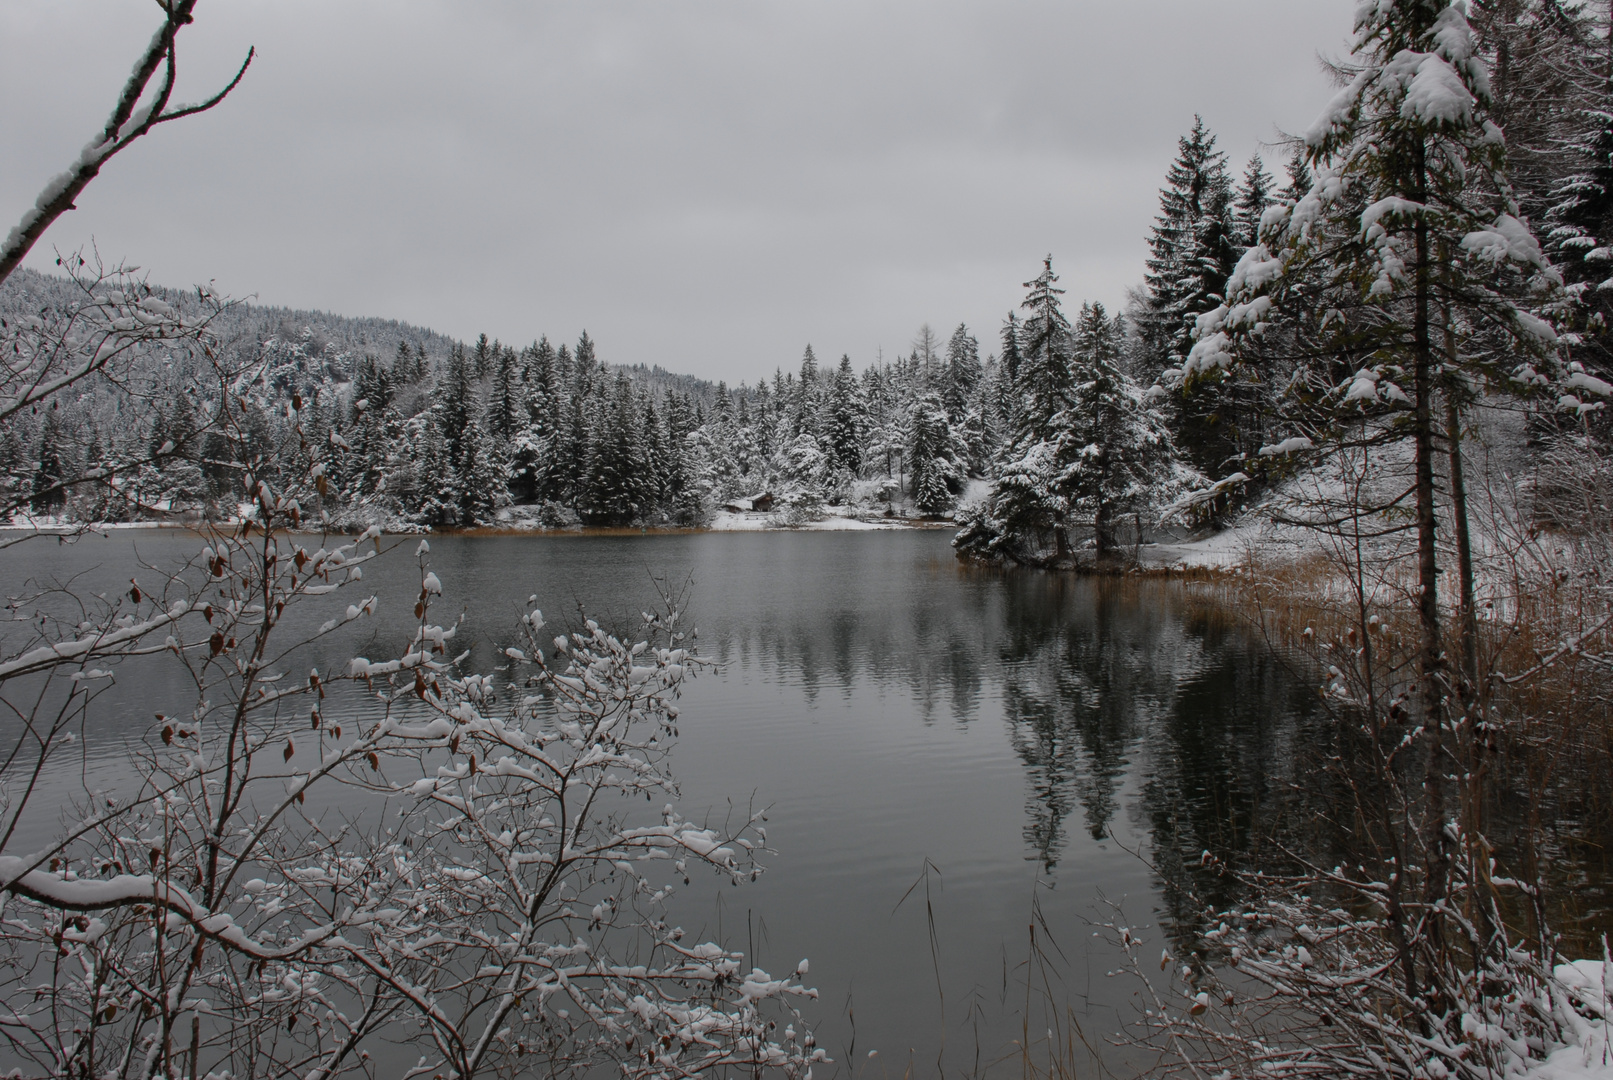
top-left (1412, 164), bottom-right (1452, 1006)
top-left (1446, 398), bottom-right (1478, 699)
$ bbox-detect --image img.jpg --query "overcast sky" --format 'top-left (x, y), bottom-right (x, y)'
top-left (2, 2), bottom-right (1349, 383)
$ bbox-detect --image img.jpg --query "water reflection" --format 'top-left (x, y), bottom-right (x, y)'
top-left (1, 529), bottom-right (1334, 1073)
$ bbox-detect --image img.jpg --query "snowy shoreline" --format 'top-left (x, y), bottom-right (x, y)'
top-left (0, 510), bottom-right (962, 539)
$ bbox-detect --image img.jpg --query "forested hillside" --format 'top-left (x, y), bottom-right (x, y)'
top-left (0, 264), bottom-right (1006, 530)
top-left (960, 0), bottom-right (1613, 565)
top-left (3, 0), bottom-right (1610, 545)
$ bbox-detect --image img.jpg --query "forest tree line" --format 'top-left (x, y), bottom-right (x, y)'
top-left (1, 0), bottom-right (1609, 549)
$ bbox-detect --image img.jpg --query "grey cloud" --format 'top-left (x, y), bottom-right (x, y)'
top-left (1, 0), bottom-right (1348, 381)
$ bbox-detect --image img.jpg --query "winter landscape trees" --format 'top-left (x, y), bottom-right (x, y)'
top-left (0, 9), bottom-right (821, 1080)
top-left (10, 0), bottom-right (1613, 1076)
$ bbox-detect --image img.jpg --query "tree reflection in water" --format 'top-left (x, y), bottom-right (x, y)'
top-left (992, 573), bottom-right (1338, 919)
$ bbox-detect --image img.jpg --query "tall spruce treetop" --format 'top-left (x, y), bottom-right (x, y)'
top-left (393, 340), bottom-right (417, 384)
top-left (1545, 87), bottom-right (1613, 373)
top-left (1015, 256), bottom-right (1074, 443)
top-left (1233, 154), bottom-right (1275, 249)
top-left (954, 258), bottom-right (1080, 564)
top-left (826, 354), bottom-right (865, 476)
top-left (522, 335), bottom-right (556, 386)
top-left (437, 343), bottom-right (476, 469)
top-left (942, 323), bottom-right (981, 422)
top-left (472, 332), bottom-right (494, 380)
top-left (573, 332), bottom-right (597, 394)
top-left (1053, 302), bottom-right (1172, 554)
top-left (1190, 0), bottom-right (1562, 394)
top-left (1186, 0), bottom-right (1574, 813)
top-left (1143, 116), bottom-right (1236, 370)
top-left (489, 344), bottom-right (523, 447)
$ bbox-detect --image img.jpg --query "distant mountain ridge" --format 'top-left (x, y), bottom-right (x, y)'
top-left (0, 267), bottom-right (721, 402)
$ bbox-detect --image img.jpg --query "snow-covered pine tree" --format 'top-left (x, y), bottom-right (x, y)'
top-left (661, 391), bottom-right (706, 524)
top-left (471, 332), bottom-right (494, 380)
top-left (1233, 154), bottom-right (1275, 250)
top-left (942, 323), bottom-right (981, 425)
top-left (29, 410), bottom-right (67, 514)
top-left (825, 354), bottom-right (865, 478)
top-left (779, 431), bottom-right (829, 517)
top-left (454, 416), bottom-right (504, 525)
top-left (790, 345), bottom-right (821, 440)
top-left (749, 377), bottom-right (776, 462)
top-left (488, 342), bottom-right (524, 449)
top-left (346, 354), bottom-right (394, 499)
top-left (1192, 0), bottom-right (1568, 634)
top-left (962, 355), bottom-right (1000, 476)
top-left (640, 391), bottom-right (668, 514)
top-left (564, 337), bottom-right (595, 507)
top-left (1187, 5), bottom-right (1573, 1010)
top-left (393, 340), bottom-right (417, 384)
top-left (955, 257), bottom-right (1077, 563)
top-left (996, 311), bottom-right (1024, 435)
top-left (436, 342), bottom-right (476, 470)
top-left (578, 372), bottom-right (646, 526)
top-left (1140, 118), bottom-right (1246, 480)
top-left (1542, 26), bottom-right (1613, 380)
top-left (911, 324), bottom-right (942, 388)
top-left (409, 418), bottom-right (456, 526)
top-left (731, 385), bottom-right (761, 482)
top-left (1140, 116), bottom-right (1237, 372)
top-left (908, 391), bottom-right (964, 515)
top-left (1055, 302), bottom-right (1172, 555)
top-left (1474, 0), bottom-right (1604, 226)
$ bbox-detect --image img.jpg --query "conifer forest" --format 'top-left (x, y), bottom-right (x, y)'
top-left (5, 3), bottom-right (1613, 1080)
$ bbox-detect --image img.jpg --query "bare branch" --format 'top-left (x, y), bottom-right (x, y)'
top-left (0, 2), bottom-right (253, 286)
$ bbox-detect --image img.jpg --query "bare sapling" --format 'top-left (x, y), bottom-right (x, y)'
top-left (0, 401), bottom-right (820, 1079)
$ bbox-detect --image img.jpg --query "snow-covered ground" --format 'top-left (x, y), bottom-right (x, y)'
top-left (1136, 517), bottom-right (1317, 572)
top-left (707, 509), bottom-right (946, 532)
top-left (1531, 961), bottom-right (1613, 1080)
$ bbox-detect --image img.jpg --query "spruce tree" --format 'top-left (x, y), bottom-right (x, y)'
top-left (1015, 256), bottom-right (1074, 446)
top-left (641, 393), bottom-right (668, 516)
top-left (1546, 96), bottom-right (1613, 376)
top-left (1140, 116), bottom-right (1236, 372)
top-left (908, 392), bottom-right (963, 514)
top-left (564, 339), bottom-right (594, 507)
top-left (955, 257), bottom-right (1078, 563)
top-left (997, 311), bottom-right (1024, 434)
top-left (30, 410), bottom-right (67, 514)
top-left (472, 333), bottom-right (494, 380)
top-left (1187, 4), bottom-right (1570, 997)
top-left (1233, 154), bottom-right (1275, 249)
top-left (825, 354), bottom-right (865, 477)
top-left (1055, 302), bottom-right (1172, 555)
top-left (393, 340), bottom-right (414, 384)
top-left (455, 416), bottom-right (504, 525)
top-left (578, 373), bottom-right (645, 526)
top-left (489, 344), bottom-right (524, 448)
top-left (942, 324), bottom-right (981, 424)
top-left (510, 338), bottom-right (562, 504)
top-left (790, 346), bottom-right (820, 438)
top-left (412, 419), bottom-right (457, 527)
top-left (437, 343), bottom-right (475, 468)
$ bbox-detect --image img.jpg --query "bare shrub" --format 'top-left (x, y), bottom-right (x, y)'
top-left (0, 424), bottom-right (819, 1079)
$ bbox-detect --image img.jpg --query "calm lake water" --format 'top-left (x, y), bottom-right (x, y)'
top-left (1, 528), bottom-right (1331, 1076)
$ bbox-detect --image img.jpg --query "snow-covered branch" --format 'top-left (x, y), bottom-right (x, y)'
top-left (0, 2), bottom-right (253, 286)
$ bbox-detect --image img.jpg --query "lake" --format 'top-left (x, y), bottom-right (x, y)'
top-left (1, 527), bottom-right (1331, 1076)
